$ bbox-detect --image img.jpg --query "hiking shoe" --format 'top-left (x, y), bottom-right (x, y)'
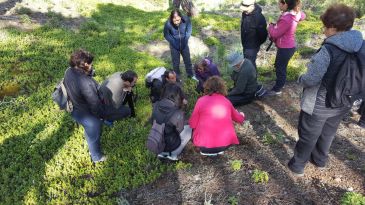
top-left (288, 165), bottom-right (304, 177)
top-left (309, 158), bottom-right (327, 171)
top-left (167, 154), bottom-right (178, 161)
top-left (94, 155), bottom-right (107, 163)
top-left (264, 90), bottom-right (282, 97)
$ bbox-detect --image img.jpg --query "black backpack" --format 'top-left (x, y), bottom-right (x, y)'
top-left (323, 41), bottom-right (365, 108)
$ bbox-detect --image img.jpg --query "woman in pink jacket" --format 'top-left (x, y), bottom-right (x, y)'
top-left (189, 76), bottom-right (245, 156)
top-left (266, 0), bottom-right (306, 96)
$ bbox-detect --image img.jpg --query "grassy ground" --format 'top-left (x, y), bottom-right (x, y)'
top-left (0, 1), bottom-right (364, 204)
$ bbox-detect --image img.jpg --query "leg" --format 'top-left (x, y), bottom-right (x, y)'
top-left (244, 47), bottom-right (260, 71)
top-left (71, 110), bottom-right (103, 162)
top-left (288, 110), bottom-right (327, 173)
top-left (226, 93), bottom-right (255, 106)
top-left (170, 45), bottom-right (181, 76)
top-left (181, 45), bottom-right (194, 77)
top-left (358, 101), bottom-right (365, 128)
top-left (272, 48), bottom-right (296, 92)
top-left (103, 105), bottom-right (131, 121)
top-left (171, 125), bottom-right (192, 156)
top-left (310, 112), bottom-right (347, 167)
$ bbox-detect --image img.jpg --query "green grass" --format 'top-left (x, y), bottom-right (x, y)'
top-left (0, 1), bottom-right (341, 203)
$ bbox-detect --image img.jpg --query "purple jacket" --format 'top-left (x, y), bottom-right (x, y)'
top-left (268, 11), bottom-right (306, 48)
top-left (195, 58), bottom-right (220, 92)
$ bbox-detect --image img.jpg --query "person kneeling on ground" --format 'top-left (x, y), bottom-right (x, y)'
top-left (152, 83), bottom-right (192, 161)
top-left (194, 57), bottom-right (220, 93)
top-left (189, 76), bottom-right (245, 156)
top-left (226, 52), bottom-right (265, 106)
top-left (99, 70), bottom-right (138, 119)
top-left (63, 49), bottom-right (133, 163)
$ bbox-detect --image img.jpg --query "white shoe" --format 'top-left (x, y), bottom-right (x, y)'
top-left (94, 155), bottom-right (107, 163)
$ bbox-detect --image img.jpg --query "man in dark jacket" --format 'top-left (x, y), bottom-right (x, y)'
top-left (240, 0), bottom-right (268, 69)
top-left (226, 52), bottom-right (259, 106)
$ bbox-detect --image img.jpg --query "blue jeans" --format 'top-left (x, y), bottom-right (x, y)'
top-left (71, 109), bottom-right (103, 162)
top-left (272, 47), bottom-right (296, 92)
top-left (170, 45), bottom-right (193, 77)
top-left (244, 47), bottom-right (260, 70)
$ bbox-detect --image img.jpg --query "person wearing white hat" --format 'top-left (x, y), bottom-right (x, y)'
top-left (240, 0), bottom-right (268, 70)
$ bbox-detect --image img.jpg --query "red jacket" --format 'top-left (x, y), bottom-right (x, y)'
top-left (268, 11), bottom-right (306, 48)
top-left (189, 94), bottom-right (245, 148)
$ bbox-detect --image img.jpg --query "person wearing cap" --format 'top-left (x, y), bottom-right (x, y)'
top-left (226, 52), bottom-right (260, 106)
top-left (240, 0), bottom-right (268, 70)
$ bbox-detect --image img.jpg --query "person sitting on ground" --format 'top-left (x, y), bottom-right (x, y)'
top-left (63, 49), bottom-right (132, 163)
top-left (240, 0), bottom-right (268, 70)
top-left (194, 57), bottom-right (220, 93)
top-left (288, 4), bottom-right (364, 176)
top-left (225, 52), bottom-right (264, 106)
top-left (189, 76), bottom-right (245, 156)
top-left (152, 83), bottom-right (192, 161)
top-left (99, 70), bottom-right (138, 118)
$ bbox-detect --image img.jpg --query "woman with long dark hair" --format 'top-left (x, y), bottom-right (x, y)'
top-left (266, 0), bottom-right (305, 96)
top-left (164, 9), bottom-right (196, 80)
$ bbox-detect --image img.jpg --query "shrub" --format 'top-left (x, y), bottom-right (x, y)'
top-left (341, 192), bottom-right (365, 205)
top-left (251, 169), bottom-right (269, 183)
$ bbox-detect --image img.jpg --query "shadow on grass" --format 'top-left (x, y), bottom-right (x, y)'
top-left (0, 114), bottom-right (75, 203)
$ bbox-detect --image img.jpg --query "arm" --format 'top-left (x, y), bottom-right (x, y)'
top-left (189, 98), bottom-right (201, 129)
top-left (231, 106), bottom-right (245, 123)
top-left (228, 68), bottom-right (249, 96)
top-left (170, 110), bottom-right (184, 133)
top-left (257, 13), bottom-right (268, 45)
top-left (80, 78), bottom-right (104, 117)
top-left (185, 16), bottom-right (192, 39)
top-left (164, 22), bottom-right (177, 49)
top-left (268, 17), bottom-right (290, 40)
top-left (299, 11), bottom-right (306, 21)
top-left (298, 46), bottom-right (330, 88)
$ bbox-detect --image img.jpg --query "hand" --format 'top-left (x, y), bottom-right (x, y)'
top-left (183, 99), bottom-right (188, 105)
top-left (239, 112), bottom-right (245, 118)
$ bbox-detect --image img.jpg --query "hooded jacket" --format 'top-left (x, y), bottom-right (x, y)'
top-left (268, 11), bottom-right (306, 48)
top-left (164, 15), bottom-right (192, 51)
top-left (241, 4), bottom-right (268, 49)
top-left (152, 98), bottom-right (184, 152)
top-left (299, 30), bottom-right (364, 115)
top-left (228, 59), bottom-right (258, 96)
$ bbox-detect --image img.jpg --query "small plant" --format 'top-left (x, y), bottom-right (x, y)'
top-left (175, 161), bottom-right (192, 170)
top-left (228, 196), bottom-right (238, 205)
top-left (230, 160), bottom-right (243, 171)
top-left (262, 133), bottom-right (277, 145)
top-left (251, 169), bottom-right (269, 183)
top-left (340, 192), bottom-right (365, 205)
top-left (346, 152), bottom-right (357, 161)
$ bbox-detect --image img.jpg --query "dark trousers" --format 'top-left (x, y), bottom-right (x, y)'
top-left (227, 93), bottom-right (255, 107)
top-left (288, 110), bottom-right (348, 173)
top-left (272, 47), bottom-right (296, 92)
top-left (170, 45), bottom-right (194, 77)
top-left (244, 47), bottom-right (260, 70)
top-left (200, 146), bottom-right (229, 154)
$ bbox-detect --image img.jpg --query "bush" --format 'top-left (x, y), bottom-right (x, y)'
top-left (341, 192), bottom-right (365, 205)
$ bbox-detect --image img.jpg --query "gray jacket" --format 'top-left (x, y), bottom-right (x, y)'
top-left (299, 30), bottom-right (363, 115)
top-left (99, 72), bottom-right (128, 109)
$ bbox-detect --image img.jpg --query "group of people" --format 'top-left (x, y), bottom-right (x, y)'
top-left (62, 0), bottom-right (365, 177)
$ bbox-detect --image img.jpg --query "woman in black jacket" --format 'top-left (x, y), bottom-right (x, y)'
top-left (151, 83), bottom-right (191, 160)
top-left (64, 49), bottom-right (131, 163)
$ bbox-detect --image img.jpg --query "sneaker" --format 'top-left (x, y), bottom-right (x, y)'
top-left (200, 152), bottom-right (218, 156)
top-left (157, 153), bottom-right (168, 159)
top-left (158, 153), bottom-right (178, 161)
top-left (309, 158), bottom-right (327, 171)
top-left (189, 75), bottom-right (199, 82)
top-left (94, 155), bottom-right (107, 163)
top-left (217, 151), bottom-right (224, 155)
top-left (264, 90), bottom-right (282, 97)
top-left (103, 120), bottom-right (114, 126)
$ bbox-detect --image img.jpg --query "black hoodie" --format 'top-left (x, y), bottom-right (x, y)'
top-left (152, 98), bottom-right (184, 152)
top-left (241, 4), bottom-right (268, 49)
